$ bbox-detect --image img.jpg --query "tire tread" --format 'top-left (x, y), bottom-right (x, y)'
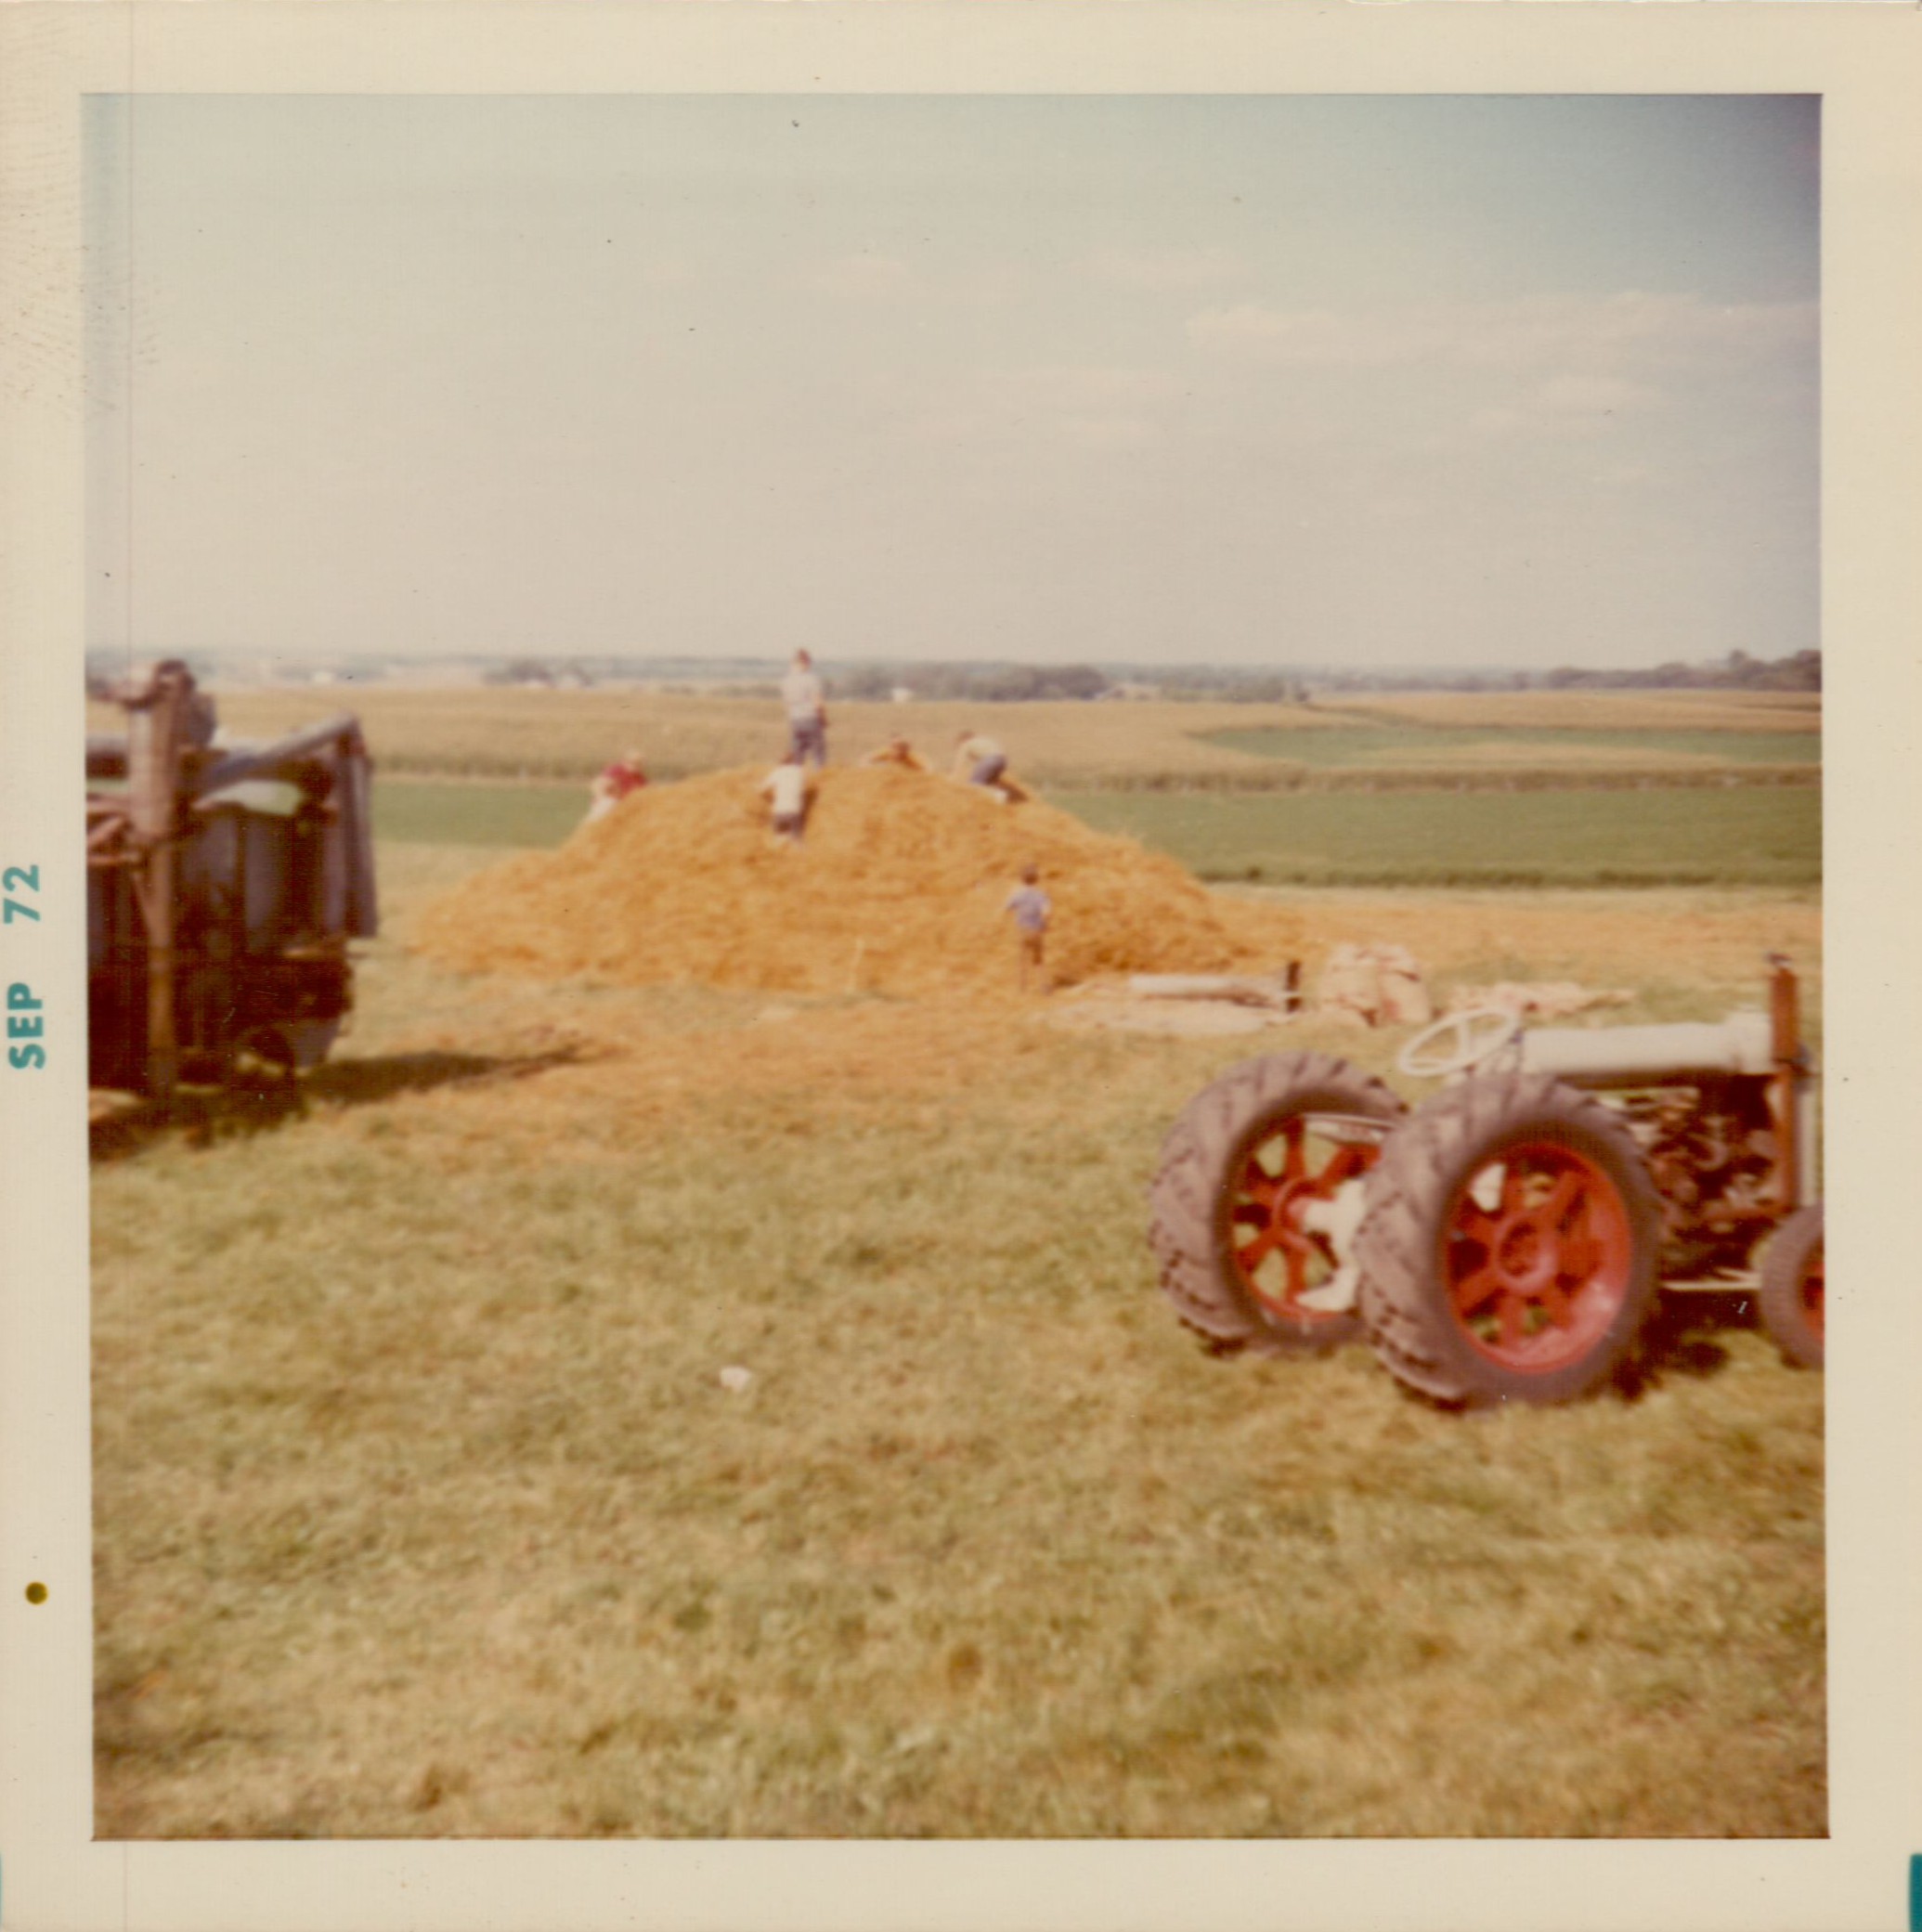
top-left (1148, 1052), bottom-right (1403, 1355)
top-left (1757, 1201), bottom-right (1825, 1370)
top-left (1356, 1070), bottom-right (1661, 1407)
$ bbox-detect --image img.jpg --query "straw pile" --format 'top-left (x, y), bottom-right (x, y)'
top-left (414, 765), bottom-right (1302, 999)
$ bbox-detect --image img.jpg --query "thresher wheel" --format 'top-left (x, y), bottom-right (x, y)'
top-left (1758, 1202), bottom-right (1824, 1370)
top-left (1355, 1071), bottom-right (1661, 1407)
top-left (1148, 1052), bottom-right (1404, 1355)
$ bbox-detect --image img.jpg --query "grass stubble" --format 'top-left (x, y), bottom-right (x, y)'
top-left (90, 845), bottom-right (1824, 1840)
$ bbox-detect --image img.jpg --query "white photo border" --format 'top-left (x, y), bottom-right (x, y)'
top-left (2, 5), bottom-right (1918, 1928)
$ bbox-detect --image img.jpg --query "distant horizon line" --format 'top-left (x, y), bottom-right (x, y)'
top-left (84, 645), bottom-right (1820, 681)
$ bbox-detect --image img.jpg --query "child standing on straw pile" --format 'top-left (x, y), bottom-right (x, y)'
top-left (1004, 862), bottom-right (1052, 994)
top-left (760, 756), bottom-right (810, 848)
top-left (781, 650), bottom-right (829, 768)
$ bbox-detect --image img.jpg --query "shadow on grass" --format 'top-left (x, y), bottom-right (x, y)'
top-left (89, 1044), bottom-right (591, 1163)
top-left (1368, 1293), bottom-right (1765, 1415)
top-left (1613, 1294), bottom-right (1756, 1402)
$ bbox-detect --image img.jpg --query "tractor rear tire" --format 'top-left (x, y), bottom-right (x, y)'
top-left (1758, 1201), bottom-right (1824, 1370)
top-left (1356, 1071), bottom-right (1661, 1407)
top-left (1148, 1052), bottom-right (1404, 1355)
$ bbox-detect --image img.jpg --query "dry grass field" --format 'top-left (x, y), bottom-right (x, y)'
top-left (97, 689), bottom-right (1335, 786)
top-left (90, 836), bottom-right (1825, 1840)
top-left (88, 685), bottom-right (1820, 790)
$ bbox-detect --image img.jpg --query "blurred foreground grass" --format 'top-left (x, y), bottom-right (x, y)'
top-left (90, 848), bottom-right (1824, 1837)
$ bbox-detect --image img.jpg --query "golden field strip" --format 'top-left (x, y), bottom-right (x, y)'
top-left (88, 686), bottom-right (1820, 789)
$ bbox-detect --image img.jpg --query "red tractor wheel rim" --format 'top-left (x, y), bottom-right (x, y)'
top-left (1439, 1138), bottom-right (1634, 1374)
top-left (1227, 1117), bottom-right (1378, 1324)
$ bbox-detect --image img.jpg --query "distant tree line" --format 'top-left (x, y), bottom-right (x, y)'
top-left (1153, 649), bottom-right (1820, 701)
top-left (487, 656), bottom-right (601, 688)
top-left (96, 645), bottom-right (1819, 700)
top-left (1148, 670), bottom-right (1315, 704)
top-left (829, 661), bottom-right (1112, 703)
top-left (1535, 650), bottom-right (1821, 694)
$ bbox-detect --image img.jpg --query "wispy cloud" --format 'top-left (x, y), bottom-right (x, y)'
top-left (1080, 245), bottom-right (1247, 292)
top-left (793, 254), bottom-right (1024, 309)
top-left (797, 253), bottom-right (917, 301)
top-left (885, 363), bottom-right (1183, 450)
top-left (991, 365), bottom-right (1185, 413)
top-left (1468, 373), bottom-right (1664, 443)
top-left (1186, 292), bottom-right (1815, 377)
top-left (1534, 374), bottom-right (1656, 415)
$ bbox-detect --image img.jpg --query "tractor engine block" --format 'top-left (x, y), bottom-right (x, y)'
top-left (1617, 1079), bottom-right (1778, 1277)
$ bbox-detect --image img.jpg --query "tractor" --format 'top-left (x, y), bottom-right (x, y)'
top-left (1148, 958), bottom-right (1822, 1407)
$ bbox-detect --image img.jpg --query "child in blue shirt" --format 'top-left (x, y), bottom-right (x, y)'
top-left (1005, 863), bottom-right (1052, 994)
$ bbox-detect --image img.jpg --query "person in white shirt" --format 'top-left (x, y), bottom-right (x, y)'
top-left (781, 650), bottom-right (828, 767)
top-left (760, 757), bottom-right (810, 847)
top-left (952, 730), bottom-right (1007, 787)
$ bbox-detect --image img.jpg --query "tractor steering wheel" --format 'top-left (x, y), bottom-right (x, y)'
top-left (1396, 1006), bottom-right (1524, 1081)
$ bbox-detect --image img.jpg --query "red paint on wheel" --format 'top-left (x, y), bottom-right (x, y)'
top-left (1438, 1139), bottom-right (1635, 1376)
top-left (1228, 1121), bottom-right (1379, 1327)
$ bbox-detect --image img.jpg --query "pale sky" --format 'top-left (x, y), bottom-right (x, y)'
top-left (86, 94), bottom-right (1818, 670)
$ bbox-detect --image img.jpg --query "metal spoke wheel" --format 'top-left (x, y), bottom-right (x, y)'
top-left (1357, 1071), bottom-right (1661, 1406)
top-left (1435, 1140), bottom-right (1635, 1373)
top-left (1149, 1053), bottom-right (1404, 1355)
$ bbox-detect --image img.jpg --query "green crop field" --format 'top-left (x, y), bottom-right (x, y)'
top-left (1061, 784), bottom-right (1823, 889)
top-left (1203, 726), bottom-right (1820, 769)
top-left (375, 779), bottom-right (591, 849)
top-left (90, 845), bottom-right (1825, 1840)
top-left (374, 776), bottom-right (1822, 890)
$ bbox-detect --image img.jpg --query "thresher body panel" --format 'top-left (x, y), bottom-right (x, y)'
top-left (86, 688), bottom-right (377, 1095)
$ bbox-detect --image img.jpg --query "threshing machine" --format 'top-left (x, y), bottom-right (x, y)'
top-left (87, 660), bottom-right (377, 1104)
